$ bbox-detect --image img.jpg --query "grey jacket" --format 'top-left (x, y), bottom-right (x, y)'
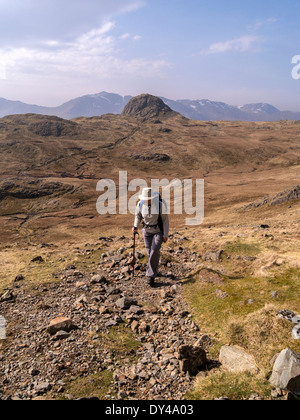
top-left (134, 200), bottom-right (169, 238)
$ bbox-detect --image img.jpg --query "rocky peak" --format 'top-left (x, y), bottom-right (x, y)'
top-left (121, 94), bottom-right (178, 119)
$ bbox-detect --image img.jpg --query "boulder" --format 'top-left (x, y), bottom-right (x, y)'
top-left (277, 309), bottom-right (297, 323)
top-left (0, 290), bottom-right (15, 302)
top-left (202, 250), bottom-right (223, 262)
top-left (219, 345), bottom-right (259, 374)
top-left (34, 382), bottom-right (52, 395)
top-left (90, 274), bottom-right (108, 284)
top-left (0, 316), bottom-right (6, 339)
top-left (177, 345), bottom-right (207, 375)
top-left (292, 325), bottom-right (300, 340)
top-left (31, 256), bottom-right (44, 263)
top-left (116, 297), bottom-right (138, 310)
top-left (47, 317), bottom-right (77, 335)
top-left (14, 274), bottom-right (24, 282)
top-left (270, 348), bottom-right (300, 394)
top-left (53, 330), bottom-right (70, 340)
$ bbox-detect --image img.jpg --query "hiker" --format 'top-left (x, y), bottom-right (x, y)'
top-left (132, 188), bottom-right (169, 287)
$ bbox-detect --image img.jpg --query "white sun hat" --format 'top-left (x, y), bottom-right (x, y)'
top-left (139, 187), bottom-right (156, 201)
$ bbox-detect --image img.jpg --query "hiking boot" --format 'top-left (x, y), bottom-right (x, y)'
top-left (147, 277), bottom-right (155, 287)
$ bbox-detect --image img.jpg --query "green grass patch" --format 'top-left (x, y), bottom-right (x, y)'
top-left (58, 325), bottom-right (140, 400)
top-left (61, 370), bottom-right (114, 400)
top-left (184, 267), bottom-right (300, 342)
top-left (97, 324), bottom-right (140, 360)
top-left (227, 304), bottom-right (300, 369)
top-left (184, 267), bottom-right (300, 399)
top-left (186, 372), bottom-right (272, 401)
top-left (224, 240), bottom-right (261, 256)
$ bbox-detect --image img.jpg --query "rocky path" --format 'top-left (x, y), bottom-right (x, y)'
top-left (0, 234), bottom-right (212, 400)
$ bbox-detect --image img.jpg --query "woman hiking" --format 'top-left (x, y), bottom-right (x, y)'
top-left (132, 188), bottom-right (169, 287)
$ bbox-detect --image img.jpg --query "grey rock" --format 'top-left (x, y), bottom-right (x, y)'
top-left (129, 305), bottom-right (144, 315)
top-left (194, 335), bottom-right (212, 349)
top-left (107, 287), bottom-right (122, 296)
top-left (292, 325), bottom-right (300, 340)
top-left (14, 274), bottom-right (24, 282)
top-left (219, 345), bottom-right (259, 374)
top-left (53, 330), bottom-right (70, 340)
top-left (292, 315), bottom-right (300, 325)
top-left (116, 297), bottom-right (138, 310)
top-left (35, 382), bottom-right (52, 395)
top-left (47, 317), bottom-right (77, 335)
top-left (130, 320), bottom-right (139, 332)
top-left (31, 256), bottom-right (44, 263)
top-left (203, 250), bottom-right (223, 262)
top-left (215, 289), bottom-right (229, 299)
top-left (29, 368), bottom-right (40, 377)
top-left (90, 274), bottom-right (107, 284)
top-left (277, 309), bottom-right (296, 323)
top-left (177, 345), bottom-right (207, 375)
top-left (0, 290), bottom-right (15, 302)
top-left (270, 348), bottom-right (300, 394)
top-left (105, 320), bottom-right (118, 328)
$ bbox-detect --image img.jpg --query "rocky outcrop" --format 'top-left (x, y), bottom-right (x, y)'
top-left (0, 178), bottom-right (74, 201)
top-left (121, 94), bottom-right (178, 120)
top-left (244, 185), bottom-right (300, 210)
top-left (130, 153), bottom-right (171, 162)
top-left (3, 114), bottom-right (79, 137)
top-left (277, 309), bottom-right (300, 340)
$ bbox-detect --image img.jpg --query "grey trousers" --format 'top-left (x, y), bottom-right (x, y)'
top-left (143, 230), bottom-right (163, 279)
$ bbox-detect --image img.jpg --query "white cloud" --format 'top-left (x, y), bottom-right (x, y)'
top-left (120, 33), bottom-right (131, 40)
top-left (120, 33), bottom-right (142, 41)
top-left (117, 0), bottom-right (146, 14)
top-left (200, 35), bottom-right (261, 55)
top-left (0, 0), bottom-right (146, 47)
top-left (247, 17), bottom-right (278, 32)
top-left (0, 21), bottom-right (169, 82)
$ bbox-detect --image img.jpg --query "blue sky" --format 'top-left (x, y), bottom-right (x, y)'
top-left (0, 0), bottom-right (299, 110)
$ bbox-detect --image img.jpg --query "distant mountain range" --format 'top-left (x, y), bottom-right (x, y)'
top-left (1, 91), bottom-right (300, 122)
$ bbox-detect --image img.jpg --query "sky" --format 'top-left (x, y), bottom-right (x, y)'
top-left (0, 0), bottom-right (300, 110)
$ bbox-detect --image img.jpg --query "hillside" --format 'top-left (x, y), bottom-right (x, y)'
top-left (1, 91), bottom-right (300, 121)
top-left (0, 100), bottom-right (299, 243)
top-left (0, 95), bottom-right (300, 400)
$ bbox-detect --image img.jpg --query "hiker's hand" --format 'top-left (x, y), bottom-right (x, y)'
top-left (132, 227), bottom-right (138, 234)
top-left (163, 237), bottom-right (168, 243)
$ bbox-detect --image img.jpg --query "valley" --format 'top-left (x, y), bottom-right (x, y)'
top-left (0, 94), bottom-right (299, 400)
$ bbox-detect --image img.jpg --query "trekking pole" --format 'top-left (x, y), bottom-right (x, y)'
top-left (132, 231), bottom-right (139, 277)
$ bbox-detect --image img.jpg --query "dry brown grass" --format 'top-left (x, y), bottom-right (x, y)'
top-left (0, 112), bottom-right (299, 399)
top-left (227, 304), bottom-right (300, 369)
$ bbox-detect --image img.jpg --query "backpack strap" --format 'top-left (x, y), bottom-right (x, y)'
top-left (157, 198), bottom-right (164, 234)
top-left (139, 200), bottom-right (144, 212)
